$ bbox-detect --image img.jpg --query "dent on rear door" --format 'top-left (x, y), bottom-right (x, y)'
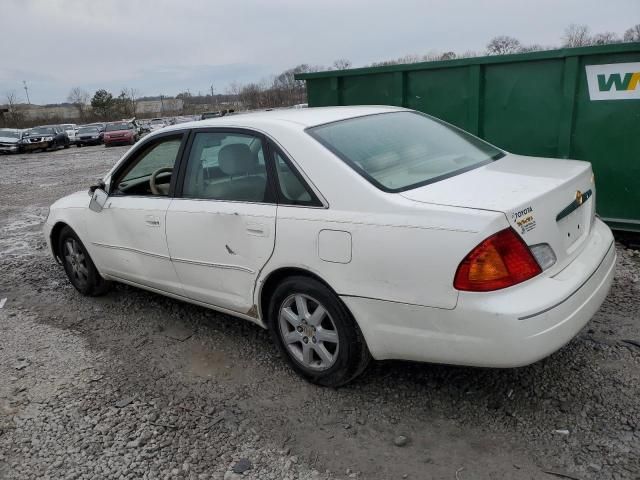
top-left (165, 200), bottom-right (277, 314)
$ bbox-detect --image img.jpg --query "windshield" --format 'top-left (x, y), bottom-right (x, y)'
top-left (78, 127), bottom-right (99, 134)
top-left (105, 122), bottom-right (131, 132)
top-left (29, 127), bottom-right (55, 135)
top-left (308, 112), bottom-right (504, 192)
top-left (0, 129), bottom-right (19, 139)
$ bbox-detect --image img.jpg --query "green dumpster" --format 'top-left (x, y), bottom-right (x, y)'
top-left (296, 43), bottom-right (640, 232)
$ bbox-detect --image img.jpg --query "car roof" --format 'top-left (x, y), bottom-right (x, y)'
top-left (156, 105), bottom-right (405, 136)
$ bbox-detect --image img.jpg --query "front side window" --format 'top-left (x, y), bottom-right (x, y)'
top-left (114, 136), bottom-right (183, 196)
top-left (182, 131), bottom-right (269, 203)
top-left (308, 112), bottom-right (504, 192)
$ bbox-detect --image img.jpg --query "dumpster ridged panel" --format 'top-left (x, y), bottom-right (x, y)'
top-left (483, 59), bottom-right (565, 158)
top-left (298, 43), bottom-right (640, 231)
top-left (406, 67), bottom-right (472, 131)
top-left (342, 74), bottom-right (396, 106)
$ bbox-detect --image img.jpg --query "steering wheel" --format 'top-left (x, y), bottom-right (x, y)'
top-left (150, 167), bottom-right (173, 195)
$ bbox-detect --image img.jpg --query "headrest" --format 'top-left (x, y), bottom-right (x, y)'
top-left (219, 144), bottom-right (253, 176)
top-left (365, 151), bottom-right (399, 172)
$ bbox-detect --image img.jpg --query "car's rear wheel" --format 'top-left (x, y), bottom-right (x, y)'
top-left (58, 226), bottom-right (111, 296)
top-left (268, 276), bottom-right (370, 387)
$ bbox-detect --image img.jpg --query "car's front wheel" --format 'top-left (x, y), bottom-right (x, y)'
top-left (58, 226), bottom-right (111, 296)
top-left (268, 276), bottom-right (370, 387)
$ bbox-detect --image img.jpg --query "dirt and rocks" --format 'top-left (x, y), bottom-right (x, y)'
top-left (0, 145), bottom-right (638, 480)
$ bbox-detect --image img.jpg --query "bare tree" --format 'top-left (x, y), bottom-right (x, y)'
top-left (563, 24), bottom-right (591, 47)
top-left (591, 32), bottom-right (620, 45)
top-left (332, 59), bottom-right (352, 70)
top-left (623, 24), bottom-right (640, 42)
top-left (486, 36), bottom-right (522, 55)
top-left (519, 44), bottom-right (550, 53)
top-left (67, 87), bottom-right (90, 119)
top-left (4, 91), bottom-right (24, 126)
top-left (124, 88), bottom-right (138, 116)
top-left (439, 51), bottom-right (456, 60)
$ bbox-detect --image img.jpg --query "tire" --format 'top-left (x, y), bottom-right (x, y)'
top-left (58, 226), bottom-right (111, 296)
top-left (63, 144), bottom-right (70, 149)
top-left (267, 276), bottom-right (371, 387)
top-left (76, 144), bottom-right (81, 148)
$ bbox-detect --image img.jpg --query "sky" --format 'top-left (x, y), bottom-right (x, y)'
top-left (1, 0), bottom-right (638, 105)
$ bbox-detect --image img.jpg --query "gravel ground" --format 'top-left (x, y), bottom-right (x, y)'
top-left (0, 145), bottom-right (638, 480)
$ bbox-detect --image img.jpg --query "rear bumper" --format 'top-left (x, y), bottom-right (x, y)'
top-left (342, 218), bottom-right (615, 367)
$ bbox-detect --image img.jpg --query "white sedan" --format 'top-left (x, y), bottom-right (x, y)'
top-left (44, 106), bottom-right (615, 386)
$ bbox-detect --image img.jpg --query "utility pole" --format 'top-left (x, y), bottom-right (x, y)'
top-left (22, 80), bottom-right (30, 104)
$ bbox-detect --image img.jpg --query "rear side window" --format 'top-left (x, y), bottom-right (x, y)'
top-left (308, 111), bottom-right (504, 192)
top-left (273, 151), bottom-right (319, 206)
top-left (182, 132), bottom-right (270, 203)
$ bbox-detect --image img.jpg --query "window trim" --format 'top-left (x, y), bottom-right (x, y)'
top-left (174, 127), bottom-right (277, 204)
top-left (267, 142), bottom-right (322, 207)
top-left (306, 111), bottom-right (505, 194)
top-left (108, 130), bottom-right (188, 198)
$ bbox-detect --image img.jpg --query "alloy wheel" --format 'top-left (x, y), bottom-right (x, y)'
top-left (64, 238), bottom-right (89, 288)
top-left (278, 294), bottom-right (339, 371)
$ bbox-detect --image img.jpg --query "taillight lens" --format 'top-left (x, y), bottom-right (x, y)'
top-left (454, 228), bottom-right (542, 292)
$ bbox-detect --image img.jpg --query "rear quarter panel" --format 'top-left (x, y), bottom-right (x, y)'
top-left (261, 199), bottom-right (508, 310)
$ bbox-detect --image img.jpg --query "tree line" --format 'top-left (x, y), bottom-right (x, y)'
top-left (3, 22), bottom-right (639, 126)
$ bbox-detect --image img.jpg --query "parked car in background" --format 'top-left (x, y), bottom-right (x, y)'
top-left (43, 106), bottom-right (615, 386)
top-left (103, 121), bottom-right (138, 147)
top-left (87, 122), bottom-right (106, 132)
top-left (22, 125), bottom-right (70, 152)
top-left (148, 118), bottom-right (166, 131)
top-left (200, 109), bottom-right (235, 120)
top-left (75, 125), bottom-right (104, 147)
top-left (61, 124), bottom-right (78, 144)
top-left (0, 128), bottom-right (25, 154)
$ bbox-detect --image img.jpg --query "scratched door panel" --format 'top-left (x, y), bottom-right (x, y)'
top-left (165, 199), bottom-right (276, 313)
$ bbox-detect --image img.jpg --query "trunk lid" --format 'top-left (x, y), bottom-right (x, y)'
top-left (400, 154), bottom-right (596, 269)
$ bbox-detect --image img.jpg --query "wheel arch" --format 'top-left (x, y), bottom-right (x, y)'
top-left (49, 221), bottom-right (71, 263)
top-left (258, 266), bottom-right (347, 326)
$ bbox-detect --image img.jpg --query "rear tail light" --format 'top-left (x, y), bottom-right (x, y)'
top-left (454, 228), bottom-right (542, 292)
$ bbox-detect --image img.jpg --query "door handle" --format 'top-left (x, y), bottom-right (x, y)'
top-left (246, 223), bottom-right (267, 237)
top-left (144, 215), bottom-right (160, 227)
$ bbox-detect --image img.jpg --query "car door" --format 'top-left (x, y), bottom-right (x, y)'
top-left (165, 129), bottom-right (277, 314)
top-left (85, 132), bottom-right (187, 295)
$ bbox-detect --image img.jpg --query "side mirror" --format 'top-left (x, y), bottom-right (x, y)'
top-left (89, 180), bottom-right (106, 194)
top-left (89, 188), bottom-right (108, 213)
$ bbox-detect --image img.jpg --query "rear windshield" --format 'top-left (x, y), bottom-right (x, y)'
top-left (0, 129), bottom-right (19, 138)
top-left (106, 122), bottom-right (132, 131)
top-left (308, 111), bottom-right (504, 192)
